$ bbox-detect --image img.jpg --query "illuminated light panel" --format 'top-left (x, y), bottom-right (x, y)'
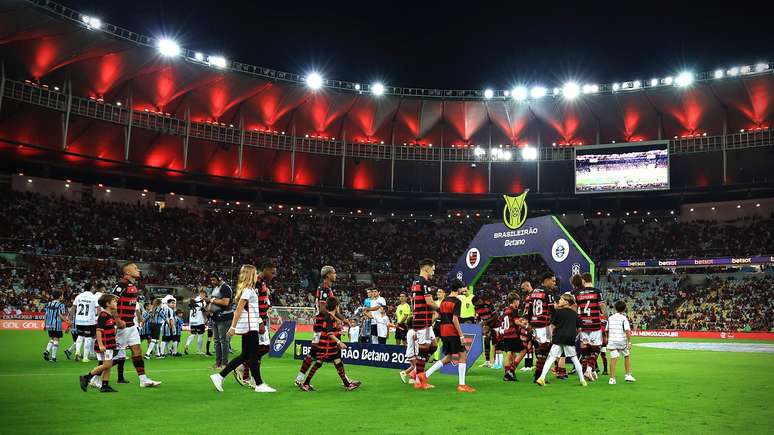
top-left (713, 69), bottom-right (724, 79)
top-left (650, 78), bottom-right (659, 86)
top-left (157, 38), bottom-right (181, 57)
top-left (562, 82), bottom-right (580, 99)
top-left (512, 86), bottom-right (528, 101)
top-left (209, 56), bottom-right (227, 68)
top-left (521, 146), bottom-right (538, 160)
top-left (727, 67), bottom-right (740, 76)
top-left (371, 82), bottom-right (385, 96)
top-left (483, 88), bottom-right (494, 99)
top-left (306, 72), bottom-right (323, 89)
top-left (530, 86), bottom-right (546, 99)
top-left (675, 71), bottom-right (694, 87)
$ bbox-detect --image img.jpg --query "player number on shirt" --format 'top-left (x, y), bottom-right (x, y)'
top-left (77, 303), bottom-right (88, 316)
top-left (583, 301), bottom-right (591, 317)
top-left (533, 300), bottom-right (543, 316)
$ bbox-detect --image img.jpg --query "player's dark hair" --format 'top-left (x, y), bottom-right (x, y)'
top-left (449, 278), bottom-right (465, 292)
top-left (540, 271), bottom-right (555, 283)
top-left (52, 290), bottom-right (62, 299)
top-left (95, 282), bottom-right (106, 291)
top-left (144, 302), bottom-right (151, 308)
top-left (471, 295), bottom-right (481, 305)
top-left (581, 273), bottom-right (593, 284)
top-left (260, 260), bottom-right (276, 270)
top-left (326, 297), bottom-right (339, 312)
top-left (521, 279), bottom-right (532, 287)
top-left (615, 300), bottom-right (627, 313)
top-left (570, 274), bottom-right (583, 290)
top-left (98, 293), bottom-right (118, 308)
top-left (83, 282), bottom-right (93, 292)
top-left (419, 258), bottom-right (435, 269)
top-left (175, 309), bottom-right (183, 315)
top-left (209, 270), bottom-right (221, 280)
top-left (121, 261), bottom-right (135, 274)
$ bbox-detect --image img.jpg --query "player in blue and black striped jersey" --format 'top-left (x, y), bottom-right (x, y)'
top-left (140, 302), bottom-right (152, 344)
top-left (43, 291), bottom-right (68, 362)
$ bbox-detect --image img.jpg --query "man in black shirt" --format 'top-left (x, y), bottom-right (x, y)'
top-left (535, 293), bottom-right (587, 387)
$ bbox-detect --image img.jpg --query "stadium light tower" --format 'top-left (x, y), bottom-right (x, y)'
top-left (530, 86), bottom-right (546, 99)
top-left (306, 72), bottom-right (323, 90)
top-left (521, 146), bottom-right (538, 160)
top-left (675, 71), bottom-right (694, 87)
top-left (562, 82), bottom-right (580, 100)
top-left (483, 88), bottom-right (494, 99)
top-left (157, 38), bottom-right (181, 57)
top-left (371, 82), bottom-right (385, 96)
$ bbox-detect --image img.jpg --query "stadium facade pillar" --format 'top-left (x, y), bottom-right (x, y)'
top-left (595, 117), bottom-right (601, 144)
top-left (487, 122), bottom-right (492, 193)
top-left (237, 115), bottom-right (245, 177)
top-left (536, 125), bottom-right (541, 192)
top-left (61, 80), bottom-right (72, 150)
top-left (341, 130), bottom-right (346, 188)
top-left (123, 93), bottom-right (133, 161)
top-left (183, 106), bottom-right (190, 169)
top-left (290, 122), bottom-right (296, 184)
top-left (0, 62), bottom-right (5, 113)
top-left (390, 120), bottom-right (396, 192)
top-left (439, 121), bottom-right (444, 193)
top-left (657, 113), bottom-right (663, 140)
top-left (722, 109), bottom-right (728, 184)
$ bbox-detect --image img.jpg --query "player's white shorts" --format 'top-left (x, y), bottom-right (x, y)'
top-left (415, 327), bottom-right (436, 345)
top-left (548, 344), bottom-right (577, 358)
top-left (259, 329), bottom-right (270, 346)
top-left (405, 335), bottom-right (417, 360)
top-left (376, 323), bottom-right (388, 338)
top-left (116, 326), bottom-right (141, 349)
top-left (96, 350), bottom-right (114, 361)
top-left (608, 342), bottom-right (630, 358)
top-left (579, 330), bottom-right (603, 346)
top-left (533, 326), bottom-right (550, 344)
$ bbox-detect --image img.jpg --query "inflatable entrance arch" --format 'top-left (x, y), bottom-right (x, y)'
top-left (449, 215), bottom-right (595, 293)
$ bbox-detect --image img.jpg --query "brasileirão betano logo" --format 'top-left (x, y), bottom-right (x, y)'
top-left (502, 190), bottom-right (529, 230)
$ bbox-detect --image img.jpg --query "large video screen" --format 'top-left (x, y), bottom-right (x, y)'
top-left (574, 141), bottom-right (670, 194)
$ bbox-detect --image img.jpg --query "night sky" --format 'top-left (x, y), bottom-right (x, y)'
top-left (60, 1), bottom-right (774, 89)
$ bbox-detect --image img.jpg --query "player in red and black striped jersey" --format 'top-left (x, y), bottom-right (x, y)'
top-left (524, 272), bottom-right (558, 383)
top-left (574, 273), bottom-right (608, 380)
top-left (498, 293), bottom-right (529, 381)
top-left (80, 294), bottom-right (119, 393)
top-left (423, 279), bottom-right (475, 392)
top-left (111, 262), bottom-right (160, 388)
top-left (472, 295), bottom-right (497, 368)
top-left (296, 265), bottom-right (348, 386)
top-left (299, 297), bottom-right (361, 391)
top-left (410, 259), bottom-right (440, 389)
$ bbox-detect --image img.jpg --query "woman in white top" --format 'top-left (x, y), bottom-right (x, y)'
top-left (210, 265), bottom-right (276, 393)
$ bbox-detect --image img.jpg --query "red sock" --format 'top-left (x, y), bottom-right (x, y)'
top-left (300, 356), bottom-right (313, 373)
top-left (131, 354), bottom-right (145, 376)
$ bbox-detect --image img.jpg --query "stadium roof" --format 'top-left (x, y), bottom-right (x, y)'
top-left (1, 0), bottom-right (772, 150)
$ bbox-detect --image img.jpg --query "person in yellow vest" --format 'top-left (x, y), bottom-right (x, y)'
top-left (457, 286), bottom-right (476, 323)
top-left (394, 293), bottom-right (412, 345)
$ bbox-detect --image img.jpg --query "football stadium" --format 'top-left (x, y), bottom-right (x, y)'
top-left (1, 1), bottom-right (773, 434)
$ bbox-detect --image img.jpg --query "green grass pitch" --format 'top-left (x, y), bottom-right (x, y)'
top-left (1, 330), bottom-right (772, 434)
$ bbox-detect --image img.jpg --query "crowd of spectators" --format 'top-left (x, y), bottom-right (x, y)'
top-left (1, 191), bottom-right (773, 330)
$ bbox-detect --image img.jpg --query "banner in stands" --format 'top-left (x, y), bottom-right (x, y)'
top-left (439, 323), bottom-right (483, 375)
top-left (450, 207), bottom-right (595, 292)
top-left (615, 255), bottom-right (774, 268)
top-left (0, 320), bottom-right (44, 330)
top-left (632, 330), bottom-right (774, 340)
top-left (1, 311), bottom-right (44, 320)
top-left (269, 321), bottom-right (296, 358)
top-left (293, 340), bottom-right (409, 369)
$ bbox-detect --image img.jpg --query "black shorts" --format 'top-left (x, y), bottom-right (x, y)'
top-left (140, 333), bottom-right (149, 341)
top-left (394, 324), bottom-right (407, 341)
top-left (441, 336), bottom-right (464, 355)
top-left (47, 330), bottom-right (63, 338)
top-left (76, 325), bottom-right (96, 337)
top-left (190, 324), bottom-right (206, 334)
top-left (173, 335), bottom-right (181, 342)
top-left (163, 335), bottom-right (175, 342)
top-left (71, 332), bottom-right (78, 342)
top-left (500, 338), bottom-right (524, 353)
top-left (150, 324), bottom-right (161, 339)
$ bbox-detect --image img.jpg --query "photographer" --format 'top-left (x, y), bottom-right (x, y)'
top-left (208, 271), bottom-right (234, 369)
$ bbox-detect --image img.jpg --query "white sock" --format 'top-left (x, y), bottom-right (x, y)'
top-left (496, 353), bottom-right (502, 366)
top-left (75, 336), bottom-right (84, 357)
top-left (67, 342), bottom-right (76, 352)
top-left (296, 372), bottom-right (306, 381)
top-left (83, 338), bottom-right (94, 357)
top-left (140, 374), bottom-right (149, 383)
top-left (426, 360), bottom-right (444, 378)
top-left (51, 343), bottom-right (58, 359)
top-left (197, 335), bottom-right (203, 352)
top-left (570, 356), bottom-right (585, 383)
top-left (160, 342), bottom-right (167, 355)
top-left (172, 341), bottom-right (179, 354)
top-left (186, 335), bottom-right (195, 349)
top-left (540, 355), bottom-right (557, 381)
top-left (91, 375), bottom-right (100, 385)
top-left (458, 363), bottom-right (467, 385)
top-left (46, 340), bottom-right (53, 353)
top-left (146, 340), bottom-right (156, 356)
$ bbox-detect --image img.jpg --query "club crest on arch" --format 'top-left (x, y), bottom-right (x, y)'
top-left (502, 190), bottom-right (529, 230)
